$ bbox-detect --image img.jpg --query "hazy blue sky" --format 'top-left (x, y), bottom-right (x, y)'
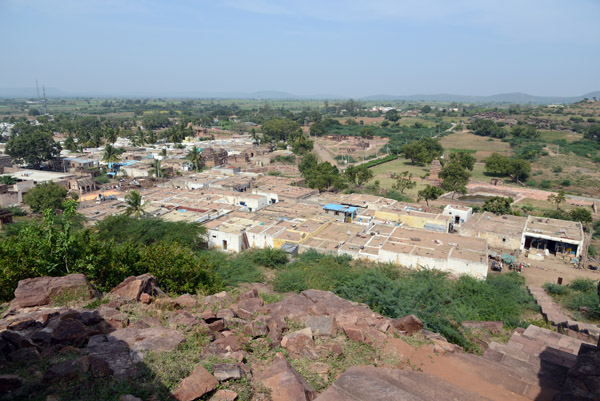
top-left (1, 0), bottom-right (599, 97)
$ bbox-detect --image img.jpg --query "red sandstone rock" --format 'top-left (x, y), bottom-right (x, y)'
top-left (109, 274), bottom-right (165, 302)
top-left (391, 314), bottom-right (423, 336)
top-left (172, 365), bottom-right (218, 401)
top-left (11, 274), bottom-right (96, 309)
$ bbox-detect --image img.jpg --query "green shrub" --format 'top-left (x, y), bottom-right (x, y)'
top-left (249, 247), bottom-right (289, 269)
top-left (540, 180), bottom-right (552, 189)
top-left (544, 283), bottom-right (570, 296)
top-left (570, 278), bottom-right (595, 292)
top-left (274, 252), bottom-right (536, 351)
top-left (5, 206), bottom-right (26, 216)
top-left (209, 252), bottom-right (264, 286)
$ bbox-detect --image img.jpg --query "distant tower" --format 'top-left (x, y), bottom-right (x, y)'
top-left (42, 85), bottom-right (48, 115)
top-left (257, 91), bottom-right (261, 113)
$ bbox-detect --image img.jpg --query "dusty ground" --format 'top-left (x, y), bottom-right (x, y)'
top-left (490, 253), bottom-right (600, 287)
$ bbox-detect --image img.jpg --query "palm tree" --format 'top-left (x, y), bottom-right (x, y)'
top-left (121, 190), bottom-right (145, 219)
top-left (186, 146), bottom-right (203, 173)
top-left (102, 144), bottom-right (121, 173)
top-left (104, 127), bottom-right (119, 144)
top-left (152, 159), bottom-right (164, 179)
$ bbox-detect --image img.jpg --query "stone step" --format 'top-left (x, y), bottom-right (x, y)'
top-left (455, 352), bottom-right (559, 400)
top-left (314, 366), bottom-right (488, 401)
top-left (522, 325), bottom-right (586, 354)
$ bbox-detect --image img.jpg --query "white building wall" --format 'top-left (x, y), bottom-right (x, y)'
top-left (207, 229), bottom-right (243, 252)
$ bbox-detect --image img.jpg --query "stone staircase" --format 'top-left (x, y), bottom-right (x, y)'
top-left (528, 285), bottom-right (600, 342)
top-left (412, 324), bottom-right (592, 401)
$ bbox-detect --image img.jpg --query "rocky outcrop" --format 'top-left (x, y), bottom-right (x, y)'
top-left (257, 353), bottom-right (316, 401)
top-left (391, 314), bottom-right (423, 336)
top-left (108, 274), bottom-right (165, 302)
top-left (172, 365), bottom-right (218, 401)
top-left (10, 274), bottom-right (96, 309)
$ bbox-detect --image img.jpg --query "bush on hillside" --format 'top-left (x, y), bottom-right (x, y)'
top-left (249, 247), bottom-right (289, 269)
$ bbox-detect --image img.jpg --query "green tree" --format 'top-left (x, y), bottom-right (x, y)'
top-left (421, 105), bottom-right (432, 114)
top-left (23, 182), bottom-right (68, 213)
top-left (356, 165), bottom-right (373, 186)
top-left (570, 208), bottom-right (592, 224)
top-left (6, 129), bottom-right (61, 169)
top-left (390, 171), bottom-right (416, 194)
top-left (299, 153), bottom-right (319, 173)
top-left (104, 126), bottom-right (119, 144)
top-left (102, 144), bottom-right (122, 172)
top-left (262, 118), bottom-right (301, 142)
top-left (384, 109), bottom-right (400, 122)
top-left (507, 158), bottom-right (531, 183)
top-left (417, 185), bottom-right (444, 206)
top-left (121, 190), bottom-right (146, 218)
top-left (485, 153), bottom-right (531, 183)
top-left (448, 152), bottom-right (476, 171)
top-left (186, 146), bottom-right (204, 172)
top-left (152, 159), bottom-right (166, 179)
top-left (439, 162), bottom-right (471, 197)
top-left (584, 124), bottom-right (600, 141)
top-left (359, 126), bottom-right (375, 139)
top-left (482, 196), bottom-right (514, 215)
top-left (402, 138), bottom-right (443, 165)
top-left (547, 190), bottom-right (566, 210)
top-left (468, 119), bottom-right (507, 138)
top-left (291, 133), bottom-right (313, 155)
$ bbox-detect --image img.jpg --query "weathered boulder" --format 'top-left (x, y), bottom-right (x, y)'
top-left (10, 274), bottom-right (96, 309)
top-left (281, 328), bottom-right (317, 358)
top-left (85, 335), bottom-right (139, 377)
top-left (231, 298), bottom-right (264, 319)
top-left (172, 365), bottom-right (218, 401)
top-left (97, 306), bottom-right (129, 330)
top-left (78, 354), bottom-right (113, 377)
top-left (244, 319), bottom-right (269, 338)
top-left (391, 314), bottom-right (423, 336)
top-left (201, 336), bottom-right (243, 357)
top-left (108, 274), bottom-right (165, 302)
top-left (8, 347), bottom-right (40, 366)
top-left (44, 359), bottom-right (81, 381)
top-left (139, 293), bottom-right (152, 304)
top-left (211, 389), bottom-right (238, 401)
top-left (0, 374), bottom-right (22, 395)
top-left (257, 353), bottom-right (316, 401)
top-left (305, 316), bottom-right (337, 337)
top-left (207, 319), bottom-right (225, 332)
top-left (50, 318), bottom-right (90, 346)
top-left (107, 327), bottom-right (185, 356)
top-left (175, 294), bottom-right (197, 309)
top-left (202, 291), bottom-right (233, 310)
top-left (168, 311), bottom-right (203, 330)
top-left (212, 363), bottom-right (244, 381)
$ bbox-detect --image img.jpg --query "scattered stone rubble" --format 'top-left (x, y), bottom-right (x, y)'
top-left (2, 273), bottom-right (598, 400)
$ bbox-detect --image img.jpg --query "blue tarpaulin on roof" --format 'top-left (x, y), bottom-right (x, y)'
top-left (323, 204), bottom-right (358, 214)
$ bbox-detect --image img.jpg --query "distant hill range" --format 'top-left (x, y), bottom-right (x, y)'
top-left (1, 87), bottom-right (599, 104)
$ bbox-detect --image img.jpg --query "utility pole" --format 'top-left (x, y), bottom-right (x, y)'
top-left (42, 85), bottom-right (48, 115)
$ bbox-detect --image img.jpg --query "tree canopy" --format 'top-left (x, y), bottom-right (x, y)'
top-left (6, 123), bottom-right (61, 169)
top-left (402, 138), bottom-right (443, 165)
top-left (482, 196), bottom-right (514, 215)
top-left (418, 185), bottom-right (444, 206)
top-left (23, 182), bottom-right (69, 213)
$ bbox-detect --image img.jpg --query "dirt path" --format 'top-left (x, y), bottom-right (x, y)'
top-left (313, 140), bottom-right (339, 166)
